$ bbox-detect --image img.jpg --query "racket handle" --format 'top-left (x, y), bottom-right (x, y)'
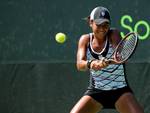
top-left (105, 59), bottom-right (114, 64)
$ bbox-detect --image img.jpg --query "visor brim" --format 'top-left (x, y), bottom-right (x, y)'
top-left (94, 19), bottom-right (110, 25)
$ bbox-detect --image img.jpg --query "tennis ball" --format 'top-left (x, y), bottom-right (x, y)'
top-left (55, 32), bottom-right (67, 43)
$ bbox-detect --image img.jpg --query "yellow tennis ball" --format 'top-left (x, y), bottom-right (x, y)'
top-left (55, 32), bottom-right (67, 43)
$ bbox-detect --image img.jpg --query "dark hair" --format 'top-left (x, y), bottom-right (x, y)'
top-left (82, 16), bottom-right (90, 24)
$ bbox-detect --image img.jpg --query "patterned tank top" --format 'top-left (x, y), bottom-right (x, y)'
top-left (87, 33), bottom-right (128, 90)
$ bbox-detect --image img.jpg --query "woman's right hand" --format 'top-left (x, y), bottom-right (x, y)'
top-left (90, 57), bottom-right (109, 70)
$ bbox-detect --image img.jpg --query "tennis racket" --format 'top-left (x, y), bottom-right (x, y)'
top-left (105, 32), bottom-right (138, 64)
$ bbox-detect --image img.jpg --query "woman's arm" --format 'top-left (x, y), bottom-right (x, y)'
top-left (76, 34), bottom-right (89, 71)
top-left (109, 28), bottom-right (122, 46)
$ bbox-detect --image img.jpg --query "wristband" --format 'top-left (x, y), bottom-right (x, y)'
top-left (87, 59), bottom-right (95, 69)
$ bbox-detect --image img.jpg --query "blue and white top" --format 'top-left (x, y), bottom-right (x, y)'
top-left (87, 33), bottom-right (128, 90)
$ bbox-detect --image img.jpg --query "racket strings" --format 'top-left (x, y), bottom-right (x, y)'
top-left (116, 34), bottom-right (137, 61)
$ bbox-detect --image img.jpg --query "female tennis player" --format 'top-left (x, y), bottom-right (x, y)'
top-left (70, 6), bottom-right (144, 113)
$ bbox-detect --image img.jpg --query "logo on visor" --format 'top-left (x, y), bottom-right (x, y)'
top-left (101, 11), bottom-right (105, 17)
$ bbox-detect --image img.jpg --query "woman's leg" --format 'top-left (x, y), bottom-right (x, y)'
top-left (70, 95), bottom-right (103, 113)
top-left (115, 92), bottom-right (144, 113)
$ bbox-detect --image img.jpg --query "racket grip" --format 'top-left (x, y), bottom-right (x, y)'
top-left (105, 59), bottom-right (114, 64)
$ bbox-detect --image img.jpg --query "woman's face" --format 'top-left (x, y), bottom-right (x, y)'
top-left (90, 21), bottom-right (110, 37)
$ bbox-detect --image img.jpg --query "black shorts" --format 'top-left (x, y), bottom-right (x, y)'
top-left (84, 86), bottom-right (133, 109)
